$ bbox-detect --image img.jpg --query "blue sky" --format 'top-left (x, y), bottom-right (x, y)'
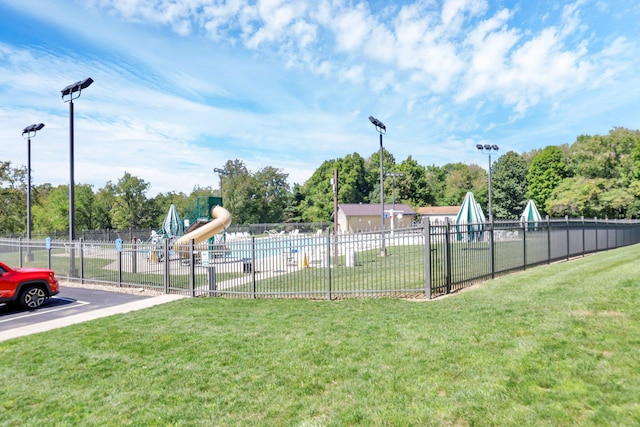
top-left (1, 0), bottom-right (639, 196)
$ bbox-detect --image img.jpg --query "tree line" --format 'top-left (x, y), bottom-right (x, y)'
top-left (1, 127), bottom-right (639, 235)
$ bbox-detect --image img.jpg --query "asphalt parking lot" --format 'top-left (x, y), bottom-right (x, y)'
top-left (0, 285), bottom-right (185, 342)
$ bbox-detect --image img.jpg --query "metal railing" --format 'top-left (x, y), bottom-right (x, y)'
top-left (1, 217), bottom-right (639, 299)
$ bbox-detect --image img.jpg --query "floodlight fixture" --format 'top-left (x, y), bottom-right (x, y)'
top-left (22, 123), bottom-right (45, 135)
top-left (61, 77), bottom-right (94, 98)
top-left (369, 116), bottom-right (386, 134)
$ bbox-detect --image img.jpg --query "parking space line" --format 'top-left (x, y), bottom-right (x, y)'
top-left (0, 298), bottom-right (90, 323)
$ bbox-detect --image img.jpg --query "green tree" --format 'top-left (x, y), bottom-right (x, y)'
top-left (282, 183), bottom-right (305, 223)
top-left (441, 163), bottom-right (486, 206)
top-left (337, 153), bottom-right (371, 204)
top-left (491, 151), bottom-right (528, 219)
top-left (299, 153), bottom-right (372, 223)
top-left (0, 161), bottom-right (26, 234)
top-left (425, 165), bottom-right (447, 206)
top-left (221, 159), bottom-right (258, 225)
top-left (110, 172), bottom-right (153, 229)
top-left (300, 160), bottom-right (336, 223)
top-left (547, 177), bottom-right (635, 219)
top-left (395, 156), bottom-right (431, 207)
top-left (568, 128), bottom-right (640, 180)
top-left (253, 166), bottom-right (290, 223)
top-left (526, 146), bottom-right (571, 215)
top-left (32, 185), bottom-right (70, 233)
top-left (74, 184), bottom-right (99, 230)
top-left (93, 185), bottom-right (117, 230)
top-left (365, 148), bottom-right (395, 203)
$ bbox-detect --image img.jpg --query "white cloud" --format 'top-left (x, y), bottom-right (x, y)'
top-left (441, 0), bottom-right (487, 29)
top-left (330, 3), bottom-right (373, 53)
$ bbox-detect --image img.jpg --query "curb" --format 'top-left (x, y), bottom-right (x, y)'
top-left (0, 294), bottom-right (186, 343)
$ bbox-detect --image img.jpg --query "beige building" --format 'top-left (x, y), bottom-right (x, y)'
top-left (416, 206), bottom-right (461, 225)
top-left (337, 203), bottom-right (417, 234)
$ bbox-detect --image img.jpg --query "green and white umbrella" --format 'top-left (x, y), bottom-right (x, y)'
top-left (161, 204), bottom-right (184, 238)
top-left (455, 191), bottom-right (486, 241)
top-left (520, 199), bottom-right (542, 231)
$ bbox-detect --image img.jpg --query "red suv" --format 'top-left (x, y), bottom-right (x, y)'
top-left (0, 261), bottom-right (60, 309)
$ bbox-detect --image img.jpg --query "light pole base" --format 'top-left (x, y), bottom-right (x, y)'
top-left (25, 252), bottom-right (34, 262)
top-left (69, 247), bottom-right (78, 278)
top-left (380, 248), bottom-right (387, 257)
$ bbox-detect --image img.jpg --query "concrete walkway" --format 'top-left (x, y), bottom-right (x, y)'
top-left (0, 293), bottom-right (186, 343)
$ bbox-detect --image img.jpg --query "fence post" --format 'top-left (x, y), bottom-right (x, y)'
top-left (117, 250), bottom-right (122, 287)
top-left (522, 220), bottom-right (527, 270)
top-left (326, 228), bottom-right (332, 300)
top-left (445, 218), bottom-right (451, 295)
top-left (489, 219), bottom-right (495, 279)
top-left (164, 240), bottom-right (170, 294)
top-left (79, 238), bottom-right (85, 284)
top-left (565, 215), bottom-right (570, 261)
top-left (606, 217), bottom-right (609, 250)
top-left (424, 218), bottom-right (431, 299)
top-left (594, 217), bottom-right (598, 252)
top-left (581, 216), bottom-right (585, 256)
top-left (251, 236), bottom-right (257, 298)
top-left (131, 238), bottom-right (137, 274)
top-left (18, 237), bottom-right (23, 268)
top-left (546, 216), bottom-right (551, 264)
top-left (189, 239), bottom-right (195, 297)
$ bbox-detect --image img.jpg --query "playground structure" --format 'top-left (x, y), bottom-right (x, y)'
top-left (148, 197), bottom-right (232, 263)
top-left (174, 205), bottom-right (232, 258)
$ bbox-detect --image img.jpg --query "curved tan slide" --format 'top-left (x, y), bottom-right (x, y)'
top-left (174, 205), bottom-right (232, 248)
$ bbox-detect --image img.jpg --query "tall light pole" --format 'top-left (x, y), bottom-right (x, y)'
top-left (213, 167), bottom-right (228, 202)
top-left (61, 77), bottom-right (94, 277)
top-left (369, 115), bottom-right (386, 257)
top-left (21, 123), bottom-right (45, 262)
top-left (476, 144), bottom-right (499, 222)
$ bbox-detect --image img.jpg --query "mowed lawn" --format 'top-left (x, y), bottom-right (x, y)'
top-left (2, 245), bottom-right (640, 426)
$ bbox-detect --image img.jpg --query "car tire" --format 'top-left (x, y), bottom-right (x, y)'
top-left (19, 285), bottom-right (47, 309)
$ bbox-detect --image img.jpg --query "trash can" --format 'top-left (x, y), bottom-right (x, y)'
top-left (243, 259), bottom-right (253, 273)
top-left (208, 266), bottom-right (217, 294)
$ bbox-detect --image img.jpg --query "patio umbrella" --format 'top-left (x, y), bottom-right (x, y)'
top-left (520, 199), bottom-right (542, 231)
top-left (455, 191), bottom-right (486, 241)
top-left (161, 204), bottom-right (184, 238)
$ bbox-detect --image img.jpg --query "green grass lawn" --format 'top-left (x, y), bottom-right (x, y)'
top-left (2, 245), bottom-right (640, 426)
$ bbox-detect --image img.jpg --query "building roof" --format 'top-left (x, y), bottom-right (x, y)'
top-left (339, 203), bottom-right (417, 216)
top-left (416, 206), bottom-right (460, 215)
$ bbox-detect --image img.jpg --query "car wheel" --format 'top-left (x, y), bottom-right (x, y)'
top-left (19, 286), bottom-right (47, 309)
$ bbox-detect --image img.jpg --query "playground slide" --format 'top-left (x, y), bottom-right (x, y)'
top-left (174, 205), bottom-right (232, 248)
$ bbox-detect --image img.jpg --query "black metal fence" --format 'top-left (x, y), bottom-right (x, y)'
top-left (1, 217), bottom-right (639, 299)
